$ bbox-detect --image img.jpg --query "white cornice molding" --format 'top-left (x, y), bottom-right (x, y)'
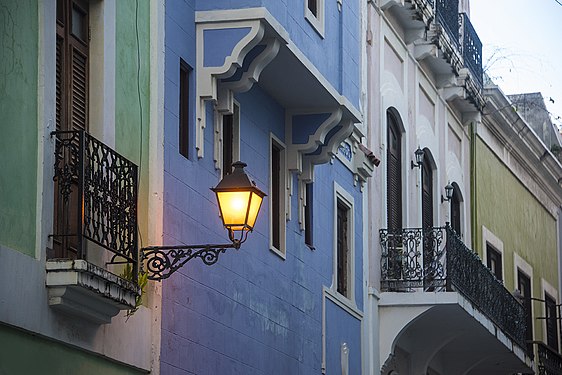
top-left (480, 86), bottom-right (562, 213)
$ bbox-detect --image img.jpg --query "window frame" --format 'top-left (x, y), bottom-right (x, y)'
top-left (333, 182), bottom-right (354, 302)
top-left (304, 182), bottom-right (314, 249)
top-left (486, 244), bottom-right (503, 282)
top-left (482, 225), bottom-right (504, 282)
top-left (269, 133), bottom-right (286, 258)
top-left (515, 253), bottom-right (534, 353)
top-left (304, 0), bottom-right (325, 37)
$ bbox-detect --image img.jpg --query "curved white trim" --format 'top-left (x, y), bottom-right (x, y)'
top-left (195, 20), bottom-right (264, 158)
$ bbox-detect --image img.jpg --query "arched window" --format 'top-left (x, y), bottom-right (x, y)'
top-left (387, 110), bottom-right (402, 232)
top-left (450, 183), bottom-right (461, 236)
top-left (421, 151), bottom-right (433, 230)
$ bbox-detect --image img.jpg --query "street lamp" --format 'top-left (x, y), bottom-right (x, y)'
top-left (411, 146), bottom-right (424, 169)
top-left (441, 182), bottom-right (454, 203)
top-left (141, 161), bottom-right (266, 281)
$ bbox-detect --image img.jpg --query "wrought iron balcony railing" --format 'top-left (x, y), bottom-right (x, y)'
top-left (51, 130), bottom-right (138, 281)
top-left (537, 341), bottom-right (562, 375)
top-left (380, 225), bottom-right (526, 349)
top-left (435, 0), bottom-right (459, 48)
top-left (460, 13), bottom-right (483, 89)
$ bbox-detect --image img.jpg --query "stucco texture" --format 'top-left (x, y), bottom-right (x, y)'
top-left (475, 137), bottom-right (558, 294)
top-left (0, 0), bottom-right (38, 257)
top-left (115, 0), bottom-right (151, 237)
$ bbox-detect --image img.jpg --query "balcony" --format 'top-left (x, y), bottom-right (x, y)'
top-left (537, 341), bottom-right (562, 375)
top-left (47, 130), bottom-right (140, 324)
top-left (381, 0), bottom-right (485, 110)
top-left (379, 226), bottom-right (532, 374)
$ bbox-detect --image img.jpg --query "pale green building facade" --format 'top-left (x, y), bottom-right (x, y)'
top-left (0, 1), bottom-right (161, 373)
top-left (473, 81), bottom-right (562, 365)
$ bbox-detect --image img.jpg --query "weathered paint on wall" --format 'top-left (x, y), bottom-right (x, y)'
top-left (161, 1), bottom-right (365, 372)
top-left (475, 137), bottom-right (558, 342)
top-left (0, 323), bottom-right (145, 375)
top-left (0, 0), bottom-right (38, 256)
top-left (115, 0), bottom-right (151, 238)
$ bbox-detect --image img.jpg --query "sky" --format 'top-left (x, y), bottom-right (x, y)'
top-left (470, 0), bottom-right (562, 130)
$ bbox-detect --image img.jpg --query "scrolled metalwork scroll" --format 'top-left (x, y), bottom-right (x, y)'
top-left (141, 242), bottom-right (240, 281)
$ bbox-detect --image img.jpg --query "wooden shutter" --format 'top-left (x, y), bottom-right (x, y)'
top-left (387, 112), bottom-right (402, 232)
top-left (52, 0), bottom-right (89, 259)
top-left (56, 0), bottom-right (89, 133)
top-left (451, 187), bottom-right (461, 236)
top-left (337, 201), bottom-right (348, 297)
top-left (421, 154), bottom-right (433, 230)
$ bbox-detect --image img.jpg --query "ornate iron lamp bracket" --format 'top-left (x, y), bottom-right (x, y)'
top-left (141, 241), bottom-right (241, 281)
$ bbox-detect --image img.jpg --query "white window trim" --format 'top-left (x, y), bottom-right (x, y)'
top-left (214, 100), bottom-right (241, 178)
top-left (269, 133), bottom-right (287, 258)
top-left (514, 253), bottom-right (534, 340)
top-left (304, 0), bottom-right (325, 38)
top-left (482, 225), bottom-right (504, 280)
top-left (514, 253), bottom-right (533, 293)
top-left (333, 182), bottom-right (355, 303)
top-left (541, 278), bottom-right (559, 346)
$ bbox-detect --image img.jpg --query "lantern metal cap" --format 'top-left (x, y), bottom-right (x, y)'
top-left (211, 161), bottom-right (266, 197)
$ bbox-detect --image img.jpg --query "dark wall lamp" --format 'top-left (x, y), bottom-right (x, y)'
top-left (141, 161), bottom-right (266, 281)
top-left (441, 182), bottom-right (454, 203)
top-left (411, 147), bottom-right (424, 169)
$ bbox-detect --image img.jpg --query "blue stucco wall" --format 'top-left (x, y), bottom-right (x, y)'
top-left (162, 1), bottom-right (364, 374)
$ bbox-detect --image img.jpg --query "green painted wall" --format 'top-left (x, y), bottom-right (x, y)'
top-left (115, 0), bottom-right (151, 241)
top-left (475, 137), bottom-right (558, 341)
top-left (0, 0), bottom-right (38, 257)
top-left (0, 324), bottom-right (145, 375)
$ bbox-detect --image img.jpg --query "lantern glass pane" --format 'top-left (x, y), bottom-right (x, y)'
top-left (217, 191), bottom-right (251, 227)
top-left (246, 192), bottom-right (264, 229)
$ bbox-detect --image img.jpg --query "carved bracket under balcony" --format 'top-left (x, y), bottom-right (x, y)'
top-left (195, 19), bottom-right (283, 158)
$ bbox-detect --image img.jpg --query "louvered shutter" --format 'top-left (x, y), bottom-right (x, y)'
top-left (70, 46), bottom-right (88, 131)
top-left (387, 112), bottom-right (402, 232)
top-left (421, 156), bottom-right (433, 230)
top-left (337, 201), bottom-right (348, 297)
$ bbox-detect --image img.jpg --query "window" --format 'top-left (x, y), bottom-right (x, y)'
top-left (337, 200), bottom-right (350, 297)
top-left (307, 0), bottom-right (318, 16)
top-left (450, 185), bottom-right (461, 236)
top-left (304, 0), bottom-right (325, 36)
top-left (334, 184), bottom-right (354, 300)
top-left (421, 151), bottom-right (433, 230)
top-left (179, 60), bottom-right (191, 158)
top-left (545, 293), bottom-right (559, 351)
top-left (270, 134), bottom-right (286, 256)
top-left (386, 110), bottom-right (402, 232)
top-left (518, 270), bottom-right (533, 354)
top-left (53, 0), bottom-right (90, 259)
top-left (221, 103), bottom-right (240, 176)
top-left (305, 183), bottom-right (314, 249)
top-left (486, 244), bottom-right (502, 281)
top-left (56, 0), bottom-right (89, 133)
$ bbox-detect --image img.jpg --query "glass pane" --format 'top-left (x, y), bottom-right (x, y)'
top-left (71, 5), bottom-right (86, 41)
top-left (217, 191), bottom-right (251, 227)
top-left (246, 192), bottom-right (263, 229)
